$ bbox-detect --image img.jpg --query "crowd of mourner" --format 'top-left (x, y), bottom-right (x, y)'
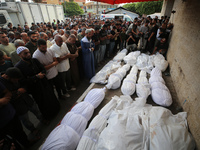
top-left (0, 16), bottom-right (173, 149)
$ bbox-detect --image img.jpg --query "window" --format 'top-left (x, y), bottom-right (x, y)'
top-left (0, 14), bottom-right (7, 25)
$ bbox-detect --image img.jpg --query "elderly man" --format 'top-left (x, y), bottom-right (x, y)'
top-left (11, 31), bottom-right (21, 43)
top-left (70, 29), bottom-right (77, 37)
top-left (77, 27), bottom-right (86, 42)
top-left (40, 32), bottom-right (52, 48)
top-left (8, 31), bottom-right (15, 42)
top-left (50, 35), bottom-right (78, 97)
top-left (15, 46), bottom-right (60, 120)
top-left (66, 34), bottom-right (80, 87)
top-left (81, 29), bottom-right (95, 79)
top-left (21, 32), bottom-right (29, 44)
top-left (10, 39), bottom-right (25, 65)
top-left (0, 32), bottom-right (16, 61)
top-left (33, 39), bottom-right (66, 100)
top-left (59, 29), bottom-right (64, 36)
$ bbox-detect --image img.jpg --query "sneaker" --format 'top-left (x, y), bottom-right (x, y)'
top-left (64, 93), bottom-right (70, 97)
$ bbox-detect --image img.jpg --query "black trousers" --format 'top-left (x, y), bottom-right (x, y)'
top-left (49, 75), bottom-right (62, 98)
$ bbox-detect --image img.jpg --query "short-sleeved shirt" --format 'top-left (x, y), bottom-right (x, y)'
top-left (50, 43), bottom-right (70, 72)
top-left (33, 49), bottom-right (58, 79)
top-left (0, 81), bottom-right (15, 128)
top-left (0, 43), bottom-right (16, 57)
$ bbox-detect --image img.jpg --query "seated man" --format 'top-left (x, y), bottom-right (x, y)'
top-left (126, 32), bottom-right (137, 52)
top-left (152, 38), bottom-right (168, 57)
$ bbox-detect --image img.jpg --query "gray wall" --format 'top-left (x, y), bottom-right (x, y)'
top-left (166, 0), bottom-right (200, 148)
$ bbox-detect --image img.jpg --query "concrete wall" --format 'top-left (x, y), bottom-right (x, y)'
top-left (167, 0), bottom-right (200, 148)
top-left (161, 0), bottom-right (175, 17)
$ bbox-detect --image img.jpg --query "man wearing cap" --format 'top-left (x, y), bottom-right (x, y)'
top-left (15, 46), bottom-right (60, 120)
top-left (25, 31), bottom-right (38, 55)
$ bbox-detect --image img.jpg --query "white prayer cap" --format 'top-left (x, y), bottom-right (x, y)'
top-left (53, 30), bottom-right (58, 36)
top-left (17, 46), bottom-right (29, 54)
top-left (85, 29), bottom-right (92, 34)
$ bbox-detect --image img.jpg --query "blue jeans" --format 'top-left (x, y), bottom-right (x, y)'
top-left (99, 44), bottom-right (106, 61)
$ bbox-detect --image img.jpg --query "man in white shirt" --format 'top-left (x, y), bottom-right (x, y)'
top-left (33, 39), bottom-right (66, 100)
top-left (50, 35), bottom-right (78, 97)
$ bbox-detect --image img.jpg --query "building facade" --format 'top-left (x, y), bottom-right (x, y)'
top-left (84, 1), bottom-right (118, 15)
